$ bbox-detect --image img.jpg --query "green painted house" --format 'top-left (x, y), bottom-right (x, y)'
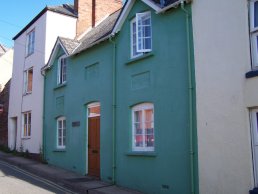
top-left (42, 0), bottom-right (198, 193)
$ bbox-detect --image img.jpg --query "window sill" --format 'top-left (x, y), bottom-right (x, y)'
top-left (54, 83), bottom-right (67, 90)
top-left (246, 69), bottom-right (258, 78)
top-left (53, 149), bottom-right (66, 152)
top-left (126, 151), bottom-right (157, 157)
top-left (21, 137), bottom-right (31, 140)
top-left (23, 92), bottom-right (32, 96)
top-left (126, 52), bottom-right (154, 65)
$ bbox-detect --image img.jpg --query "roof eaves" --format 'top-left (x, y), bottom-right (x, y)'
top-left (13, 7), bottom-right (48, 40)
top-left (111, 0), bottom-right (135, 36)
top-left (13, 5), bottom-right (77, 40)
top-left (42, 37), bottom-right (69, 75)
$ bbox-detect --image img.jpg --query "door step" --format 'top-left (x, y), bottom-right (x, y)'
top-left (250, 188), bottom-right (258, 194)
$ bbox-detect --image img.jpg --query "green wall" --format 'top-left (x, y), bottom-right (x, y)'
top-left (114, 1), bottom-right (195, 194)
top-left (44, 42), bottom-right (114, 181)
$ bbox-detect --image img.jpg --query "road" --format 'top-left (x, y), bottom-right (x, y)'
top-left (0, 161), bottom-right (75, 194)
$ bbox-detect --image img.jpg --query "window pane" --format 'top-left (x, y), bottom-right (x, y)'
top-left (146, 134), bottom-right (154, 147)
top-left (255, 2), bottom-right (258, 28)
top-left (135, 135), bottom-right (143, 147)
top-left (135, 123), bottom-right (143, 135)
top-left (134, 110), bottom-right (142, 123)
top-left (27, 69), bottom-right (33, 92)
top-left (58, 138), bottom-right (62, 146)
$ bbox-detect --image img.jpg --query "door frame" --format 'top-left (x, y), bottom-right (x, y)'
top-left (86, 102), bottom-right (100, 176)
top-left (250, 108), bottom-right (258, 186)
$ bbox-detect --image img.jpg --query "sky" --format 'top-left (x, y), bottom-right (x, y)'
top-left (0, 0), bottom-right (74, 48)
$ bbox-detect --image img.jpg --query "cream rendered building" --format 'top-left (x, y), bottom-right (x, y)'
top-left (192, 0), bottom-right (256, 193)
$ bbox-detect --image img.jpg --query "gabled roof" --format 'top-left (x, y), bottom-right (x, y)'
top-left (112, 0), bottom-right (190, 35)
top-left (42, 8), bottom-right (121, 75)
top-left (41, 37), bottom-right (80, 74)
top-left (13, 4), bottom-right (77, 40)
top-left (59, 37), bottom-right (80, 55)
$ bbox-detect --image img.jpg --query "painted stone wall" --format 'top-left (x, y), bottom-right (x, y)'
top-left (192, 0), bottom-right (253, 193)
top-left (114, 1), bottom-right (196, 194)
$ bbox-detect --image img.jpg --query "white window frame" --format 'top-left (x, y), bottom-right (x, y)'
top-left (24, 68), bottom-right (33, 94)
top-left (57, 55), bottom-right (67, 85)
top-left (57, 117), bottom-right (66, 149)
top-left (250, 1), bottom-right (258, 68)
top-left (131, 18), bottom-right (143, 58)
top-left (136, 11), bottom-right (152, 53)
top-left (26, 29), bottom-right (35, 56)
top-left (22, 112), bottom-right (31, 138)
top-left (132, 103), bottom-right (154, 152)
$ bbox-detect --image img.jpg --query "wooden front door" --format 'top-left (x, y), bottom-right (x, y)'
top-left (88, 116), bottom-right (100, 178)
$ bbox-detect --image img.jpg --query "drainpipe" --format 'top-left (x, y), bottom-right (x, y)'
top-left (42, 73), bottom-right (46, 161)
top-left (109, 36), bottom-right (117, 184)
top-left (180, 1), bottom-right (196, 194)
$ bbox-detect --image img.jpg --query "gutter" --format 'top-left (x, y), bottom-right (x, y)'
top-left (180, 1), bottom-right (197, 194)
top-left (156, 0), bottom-right (191, 14)
top-left (108, 36), bottom-right (117, 184)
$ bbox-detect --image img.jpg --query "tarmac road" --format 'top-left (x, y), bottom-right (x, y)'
top-left (0, 161), bottom-right (75, 194)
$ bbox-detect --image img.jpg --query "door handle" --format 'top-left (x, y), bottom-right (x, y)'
top-left (92, 150), bottom-right (98, 154)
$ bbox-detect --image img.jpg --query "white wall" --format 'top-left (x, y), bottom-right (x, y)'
top-left (192, 0), bottom-right (254, 193)
top-left (8, 10), bottom-right (76, 154)
top-left (0, 49), bottom-right (13, 90)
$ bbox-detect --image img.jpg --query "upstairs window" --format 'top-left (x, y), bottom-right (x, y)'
top-left (57, 55), bottom-right (67, 85)
top-left (57, 117), bottom-right (66, 149)
top-left (131, 11), bottom-right (152, 58)
top-left (26, 29), bottom-right (35, 56)
top-left (250, 1), bottom-right (258, 68)
top-left (132, 103), bottom-right (154, 152)
top-left (23, 112), bottom-right (31, 138)
top-left (24, 68), bottom-right (33, 94)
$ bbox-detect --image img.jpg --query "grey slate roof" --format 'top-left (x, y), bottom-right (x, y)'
top-left (48, 4), bottom-right (76, 18)
top-left (73, 9), bottom-right (121, 54)
top-left (59, 37), bottom-right (80, 55)
top-left (13, 4), bottom-right (77, 40)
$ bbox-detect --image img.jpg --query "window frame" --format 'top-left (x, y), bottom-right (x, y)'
top-left (57, 55), bottom-right (67, 85)
top-left (26, 29), bottom-right (35, 56)
top-left (136, 11), bottom-right (152, 53)
top-left (130, 18), bottom-right (143, 59)
top-left (24, 68), bottom-right (33, 94)
top-left (132, 103), bottom-right (154, 152)
top-left (250, 0), bottom-right (258, 68)
top-left (57, 116), bottom-right (66, 149)
top-left (22, 112), bottom-right (31, 138)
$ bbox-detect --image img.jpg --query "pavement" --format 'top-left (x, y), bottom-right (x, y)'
top-left (0, 151), bottom-right (143, 194)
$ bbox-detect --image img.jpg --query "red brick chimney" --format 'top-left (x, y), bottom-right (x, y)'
top-left (74, 0), bottom-right (122, 38)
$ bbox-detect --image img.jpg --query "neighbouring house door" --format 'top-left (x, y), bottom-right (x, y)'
top-left (251, 109), bottom-right (258, 186)
top-left (88, 103), bottom-right (100, 178)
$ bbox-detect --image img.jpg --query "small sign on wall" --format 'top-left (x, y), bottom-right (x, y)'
top-left (72, 121), bottom-right (80, 127)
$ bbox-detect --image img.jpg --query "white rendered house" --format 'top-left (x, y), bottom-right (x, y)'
top-left (0, 45), bottom-right (13, 92)
top-left (8, 4), bottom-right (77, 155)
